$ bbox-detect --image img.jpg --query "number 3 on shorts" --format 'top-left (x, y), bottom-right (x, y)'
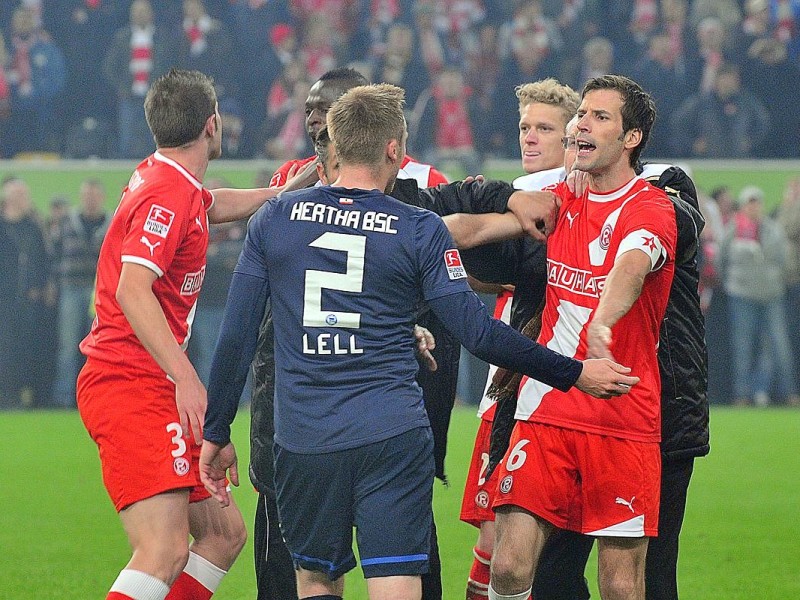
top-left (166, 422), bottom-right (187, 458)
top-left (506, 439), bottom-right (530, 471)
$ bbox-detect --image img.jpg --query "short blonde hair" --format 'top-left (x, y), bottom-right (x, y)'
top-left (327, 83), bottom-right (406, 167)
top-left (515, 78), bottom-right (580, 127)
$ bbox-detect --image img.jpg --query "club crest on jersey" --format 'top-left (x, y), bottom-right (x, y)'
top-left (600, 223), bottom-right (613, 250)
top-left (444, 249), bottom-right (467, 280)
top-left (475, 490), bottom-right (490, 509)
top-left (499, 475), bottom-right (513, 494)
top-left (173, 457), bottom-right (190, 476)
top-left (144, 204), bottom-right (175, 238)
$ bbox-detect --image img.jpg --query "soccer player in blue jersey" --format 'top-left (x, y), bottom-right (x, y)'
top-left (199, 83), bottom-right (638, 600)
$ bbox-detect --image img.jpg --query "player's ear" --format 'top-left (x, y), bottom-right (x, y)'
top-left (624, 128), bottom-right (642, 151)
top-left (316, 161), bottom-right (327, 184)
top-left (387, 138), bottom-right (399, 164)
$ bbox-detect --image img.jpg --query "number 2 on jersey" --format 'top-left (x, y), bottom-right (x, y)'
top-left (303, 232), bottom-right (366, 328)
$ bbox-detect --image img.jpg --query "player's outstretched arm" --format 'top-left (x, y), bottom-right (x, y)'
top-left (199, 440), bottom-right (239, 508)
top-left (428, 291), bottom-right (638, 399)
top-left (442, 212), bottom-right (524, 249)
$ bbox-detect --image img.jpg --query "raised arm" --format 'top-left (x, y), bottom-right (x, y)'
top-left (443, 212), bottom-right (524, 249)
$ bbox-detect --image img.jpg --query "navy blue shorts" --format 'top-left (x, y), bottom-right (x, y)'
top-left (274, 426), bottom-right (434, 580)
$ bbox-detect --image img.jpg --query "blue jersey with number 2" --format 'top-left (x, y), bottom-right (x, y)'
top-left (236, 186), bottom-right (472, 453)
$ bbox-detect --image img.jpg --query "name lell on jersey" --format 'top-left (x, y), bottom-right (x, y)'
top-left (290, 201), bottom-right (398, 234)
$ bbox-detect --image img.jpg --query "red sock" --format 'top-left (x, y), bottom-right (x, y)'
top-left (165, 552), bottom-right (226, 600)
top-left (165, 572), bottom-right (212, 600)
top-left (467, 546), bottom-right (492, 599)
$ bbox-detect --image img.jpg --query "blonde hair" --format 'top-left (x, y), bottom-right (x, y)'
top-left (327, 83), bottom-right (406, 167)
top-left (515, 78), bottom-right (580, 127)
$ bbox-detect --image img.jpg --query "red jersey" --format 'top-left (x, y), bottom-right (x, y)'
top-left (517, 177), bottom-right (676, 443)
top-left (268, 155), bottom-right (449, 188)
top-left (80, 152), bottom-right (214, 373)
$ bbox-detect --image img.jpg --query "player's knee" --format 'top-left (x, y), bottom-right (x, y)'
top-left (598, 569), bottom-right (641, 600)
top-left (490, 550), bottom-right (531, 592)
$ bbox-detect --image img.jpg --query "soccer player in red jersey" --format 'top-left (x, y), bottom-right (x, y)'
top-left (77, 69), bottom-right (283, 600)
top-left (489, 75), bottom-right (677, 600)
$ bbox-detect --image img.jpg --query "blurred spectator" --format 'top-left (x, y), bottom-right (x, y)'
top-left (44, 0), bottom-right (117, 132)
top-left (689, 0), bottom-right (742, 37)
top-left (299, 15), bottom-right (337, 80)
top-left (633, 32), bottom-right (691, 157)
top-left (355, 0), bottom-right (411, 62)
top-left (701, 186), bottom-right (735, 404)
top-left (464, 22), bottom-right (506, 157)
top-left (103, 0), bottom-right (175, 158)
top-left (372, 22), bottom-right (429, 109)
top-left (741, 36), bottom-right (800, 157)
top-left (50, 180), bottom-right (110, 408)
top-left (413, 1), bottom-right (446, 78)
top-left (4, 7), bottom-right (66, 155)
top-left (0, 177), bottom-right (51, 407)
top-left (263, 78), bottom-right (312, 160)
top-left (719, 185), bottom-right (799, 406)
top-left (494, 3), bottom-right (561, 156)
top-left (670, 63), bottom-right (771, 158)
top-left (413, 66), bottom-right (481, 174)
top-left (270, 22), bottom-right (298, 66)
top-left (576, 36), bottom-right (614, 88)
top-left (177, 0), bottom-right (238, 108)
top-left (0, 204), bottom-right (18, 407)
top-left (777, 176), bottom-right (800, 396)
top-left (688, 17), bottom-right (731, 94)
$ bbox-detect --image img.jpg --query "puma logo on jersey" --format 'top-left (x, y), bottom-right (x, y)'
top-left (140, 236), bottom-right (161, 256)
top-left (566, 211), bottom-right (579, 228)
top-left (195, 216), bottom-right (204, 232)
top-left (615, 496), bottom-right (636, 513)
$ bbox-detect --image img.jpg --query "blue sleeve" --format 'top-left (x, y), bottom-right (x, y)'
top-left (204, 271), bottom-right (269, 445)
top-left (416, 210), bottom-right (472, 301)
top-left (428, 291), bottom-right (582, 391)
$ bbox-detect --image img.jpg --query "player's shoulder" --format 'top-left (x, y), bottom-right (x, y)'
top-left (513, 167), bottom-right (566, 191)
top-left (399, 155), bottom-right (448, 187)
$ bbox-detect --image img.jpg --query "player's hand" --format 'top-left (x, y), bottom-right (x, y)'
top-left (414, 324), bottom-right (437, 372)
top-left (281, 159), bottom-right (320, 192)
top-left (463, 174), bottom-right (485, 184)
top-left (586, 322), bottom-right (614, 360)
top-left (507, 190), bottom-right (560, 241)
top-left (175, 374), bottom-right (207, 445)
top-left (566, 168), bottom-right (590, 197)
top-left (199, 440), bottom-right (240, 508)
top-left (575, 358), bottom-right (639, 399)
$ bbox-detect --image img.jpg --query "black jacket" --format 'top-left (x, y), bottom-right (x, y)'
top-left (248, 178), bottom-right (516, 493)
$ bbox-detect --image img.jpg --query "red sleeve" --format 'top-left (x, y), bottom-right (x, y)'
top-left (269, 160), bottom-right (296, 188)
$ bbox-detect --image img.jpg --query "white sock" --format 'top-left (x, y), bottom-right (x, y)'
top-left (109, 569), bottom-right (170, 600)
top-left (183, 551), bottom-right (227, 592)
top-left (487, 583), bottom-right (532, 600)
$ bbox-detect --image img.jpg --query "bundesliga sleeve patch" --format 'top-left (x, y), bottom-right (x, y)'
top-left (444, 249), bottom-right (467, 280)
top-left (144, 204), bottom-right (175, 238)
top-left (616, 228), bottom-right (667, 271)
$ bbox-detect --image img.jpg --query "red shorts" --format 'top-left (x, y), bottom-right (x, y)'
top-left (460, 418), bottom-right (498, 527)
top-left (493, 421), bottom-right (660, 537)
top-left (77, 358), bottom-right (211, 512)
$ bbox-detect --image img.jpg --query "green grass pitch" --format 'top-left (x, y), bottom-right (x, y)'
top-left (1, 406), bottom-right (799, 599)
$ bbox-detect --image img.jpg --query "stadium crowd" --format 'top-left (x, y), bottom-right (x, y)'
top-left (0, 0), bottom-right (799, 161)
top-left (3, 1), bottom-right (800, 414)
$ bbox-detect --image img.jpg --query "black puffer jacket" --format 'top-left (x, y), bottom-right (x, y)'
top-left (248, 178), bottom-right (516, 492)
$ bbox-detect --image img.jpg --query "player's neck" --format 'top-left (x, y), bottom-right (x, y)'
top-left (333, 164), bottom-right (393, 194)
top-left (156, 146), bottom-right (210, 184)
top-left (588, 164), bottom-right (637, 194)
